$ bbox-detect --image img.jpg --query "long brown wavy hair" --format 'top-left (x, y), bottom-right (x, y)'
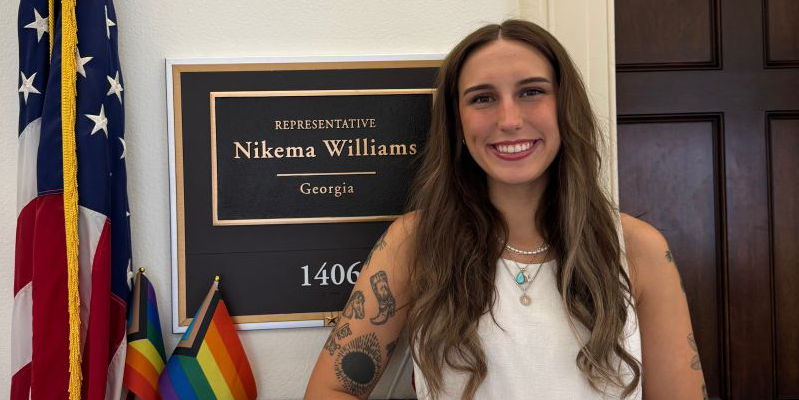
top-left (405, 19), bottom-right (641, 399)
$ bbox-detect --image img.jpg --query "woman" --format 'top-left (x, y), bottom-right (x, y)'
top-left (305, 19), bottom-right (706, 400)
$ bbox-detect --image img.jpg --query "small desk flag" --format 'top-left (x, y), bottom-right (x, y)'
top-left (158, 278), bottom-right (258, 400)
top-left (124, 270), bottom-right (167, 400)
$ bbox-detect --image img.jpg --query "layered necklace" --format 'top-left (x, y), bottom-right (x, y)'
top-left (500, 241), bottom-right (549, 306)
top-left (504, 242), bottom-right (548, 256)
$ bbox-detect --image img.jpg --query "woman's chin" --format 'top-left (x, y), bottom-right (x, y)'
top-left (487, 172), bottom-right (548, 189)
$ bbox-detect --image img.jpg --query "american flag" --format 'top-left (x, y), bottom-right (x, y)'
top-left (12, 0), bottom-right (132, 397)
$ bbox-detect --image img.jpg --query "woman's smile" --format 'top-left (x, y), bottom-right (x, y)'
top-left (489, 138), bottom-right (542, 160)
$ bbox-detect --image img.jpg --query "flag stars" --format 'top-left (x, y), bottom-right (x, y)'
top-left (86, 105), bottom-right (109, 138)
top-left (118, 137), bottom-right (126, 159)
top-left (107, 72), bottom-right (123, 103)
top-left (76, 48), bottom-right (93, 78)
top-left (18, 71), bottom-right (41, 104)
top-left (24, 8), bottom-right (49, 43)
top-left (105, 6), bottom-right (116, 39)
top-left (126, 260), bottom-right (134, 290)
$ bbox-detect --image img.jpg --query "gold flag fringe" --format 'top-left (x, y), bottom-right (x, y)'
top-left (60, 0), bottom-right (82, 398)
top-left (47, 0), bottom-right (53, 60)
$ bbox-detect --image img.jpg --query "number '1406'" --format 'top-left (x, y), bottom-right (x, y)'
top-left (301, 262), bottom-right (361, 286)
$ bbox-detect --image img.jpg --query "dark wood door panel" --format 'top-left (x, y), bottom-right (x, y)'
top-left (616, 0), bottom-right (720, 70)
top-left (616, 0), bottom-right (799, 397)
top-left (768, 114), bottom-right (799, 398)
top-left (764, 0), bottom-right (799, 66)
top-left (617, 115), bottom-right (727, 398)
top-left (722, 110), bottom-right (773, 400)
top-left (615, 69), bottom-right (799, 115)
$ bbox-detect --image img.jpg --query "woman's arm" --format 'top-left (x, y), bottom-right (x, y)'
top-left (622, 214), bottom-right (708, 400)
top-left (304, 214), bottom-right (415, 400)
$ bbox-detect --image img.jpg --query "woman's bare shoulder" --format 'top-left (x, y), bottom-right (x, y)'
top-left (383, 212), bottom-right (418, 250)
top-left (392, 211), bottom-right (419, 235)
top-left (364, 212), bottom-right (418, 277)
top-left (619, 213), bottom-right (680, 303)
top-left (620, 213), bottom-right (669, 258)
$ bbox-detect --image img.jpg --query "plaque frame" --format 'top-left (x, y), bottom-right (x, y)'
top-left (166, 55), bottom-right (442, 332)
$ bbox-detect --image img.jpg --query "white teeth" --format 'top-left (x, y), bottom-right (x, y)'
top-left (496, 141), bottom-right (534, 154)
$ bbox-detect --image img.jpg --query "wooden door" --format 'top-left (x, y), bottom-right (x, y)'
top-left (614, 0), bottom-right (799, 399)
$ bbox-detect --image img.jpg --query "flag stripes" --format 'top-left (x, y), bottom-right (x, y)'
top-left (159, 281), bottom-right (257, 400)
top-left (29, 193), bottom-right (71, 399)
top-left (123, 271), bottom-right (167, 400)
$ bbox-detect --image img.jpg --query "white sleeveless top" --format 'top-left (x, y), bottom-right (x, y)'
top-left (413, 249), bottom-right (642, 399)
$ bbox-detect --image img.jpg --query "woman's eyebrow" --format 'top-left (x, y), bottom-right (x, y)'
top-left (517, 77), bottom-right (551, 85)
top-left (462, 83), bottom-right (493, 96)
top-left (462, 77), bottom-right (552, 96)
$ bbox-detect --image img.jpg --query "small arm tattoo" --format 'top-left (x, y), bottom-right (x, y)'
top-left (666, 249), bottom-right (688, 293)
top-left (335, 333), bottom-right (383, 396)
top-left (342, 291), bottom-right (365, 319)
top-left (369, 271), bottom-right (396, 325)
top-left (336, 323), bottom-right (352, 340)
top-left (688, 333), bottom-right (698, 352)
top-left (324, 330), bottom-right (340, 356)
top-left (689, 333), bottom-right (702, 370)
top-left (691, 355), bottom-right (702, 370)
top-left (362, 230), bottom-right (388, 271)
top-left (324, 322), bottom-right (354, 356)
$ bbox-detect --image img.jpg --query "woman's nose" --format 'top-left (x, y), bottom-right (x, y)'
top-left (498, 99), bottom-right (522, 132)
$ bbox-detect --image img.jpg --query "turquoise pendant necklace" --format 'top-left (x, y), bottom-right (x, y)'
top-left (503, 242), bottom-right (548, 285)
top-left (501, 258), bottom-right (546, 306)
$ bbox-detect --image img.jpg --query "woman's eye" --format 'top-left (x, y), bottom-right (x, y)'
top-left (521, 88), bottom-right (544, 97)
top-left (470, 95), bottom-right (493, 104)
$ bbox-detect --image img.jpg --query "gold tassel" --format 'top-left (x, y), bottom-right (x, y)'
top-left (60, 0), bottom-right (81, 398)
top-left (47, 0), bottom-right (53, 60)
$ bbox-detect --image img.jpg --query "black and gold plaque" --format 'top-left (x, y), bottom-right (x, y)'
top-left (211, 89), bottom-right (433, 225)
top-left (167, 58), bottom-right (440, 330)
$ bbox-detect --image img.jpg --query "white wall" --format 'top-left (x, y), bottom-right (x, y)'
top-left (0, 0), bottom-right (616, 398)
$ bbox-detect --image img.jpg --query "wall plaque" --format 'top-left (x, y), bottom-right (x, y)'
top-left (211, 89), bottom-right (432, 225)
top-left (167, 56), bottom-right (440, 331)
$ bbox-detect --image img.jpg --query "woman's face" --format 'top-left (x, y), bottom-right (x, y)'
top-left (458, 38), bottom-right (560, 190)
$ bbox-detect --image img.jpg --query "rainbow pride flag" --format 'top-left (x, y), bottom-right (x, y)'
top-left (124, 270), bottom-right (167, 400)
top-left (158, 279), bottom-right (257, 400)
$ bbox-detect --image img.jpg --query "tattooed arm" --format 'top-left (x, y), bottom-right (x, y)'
top-left (304, 214), bottom-right (415, 400)
top-left (621, 214), bottom-right (708, 400)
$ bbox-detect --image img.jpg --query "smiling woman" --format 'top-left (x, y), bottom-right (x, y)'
top-left (304, 19), bottom-right (707, 400)
top-left (458, 38), bottom-right (561, 189)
